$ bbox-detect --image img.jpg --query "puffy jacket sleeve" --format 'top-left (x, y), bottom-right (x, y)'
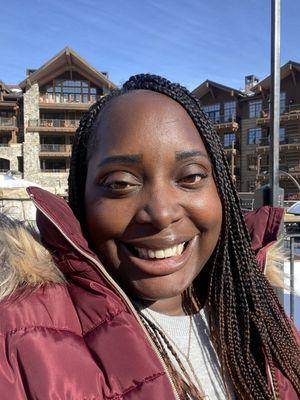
top-left (0, 327), bottom-right (105, 400)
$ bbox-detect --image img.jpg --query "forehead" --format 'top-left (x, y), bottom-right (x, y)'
top-left (93, 90), bottom-right (207, 157)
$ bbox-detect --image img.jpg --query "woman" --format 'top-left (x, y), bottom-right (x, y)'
top-left (0, 74), bottom-right (299, 399)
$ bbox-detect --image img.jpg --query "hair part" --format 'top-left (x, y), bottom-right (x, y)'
top-left (68, 74), bottom-right (300, 399)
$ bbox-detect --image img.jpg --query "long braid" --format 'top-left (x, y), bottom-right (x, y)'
top-left (68, 74), bottom-right (300, 399)
top-left (139, 311), bottom-right (203, 400)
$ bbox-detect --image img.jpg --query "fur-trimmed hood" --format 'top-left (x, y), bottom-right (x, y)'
top-left (0, 189), bottom-right (286, 302)
top-left (0, 214), bottom-right (65, 301)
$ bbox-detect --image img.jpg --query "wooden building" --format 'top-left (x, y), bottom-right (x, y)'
top-left (193, 63), bottom-right (300, 199)
top-left (0, 47), bottom-right (116, 195)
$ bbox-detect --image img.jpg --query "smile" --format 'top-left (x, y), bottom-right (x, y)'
top-left (118, 237), bottom-right (197, 276)
top-left (132, 242), bottom-right (186, 260)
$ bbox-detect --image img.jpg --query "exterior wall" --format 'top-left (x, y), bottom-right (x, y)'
top-left (23, 83), bottom-right (40, 181)
top-left (0, 144), bottom-right (22, 171)
top-left (0, 189), bottom-right (36, 223)
top-left (197, 73), bottom-right (300, 199)
top-left (239, 99), bottom-right (259, 192)
top-left (195, 88), bottom-right (242, 190)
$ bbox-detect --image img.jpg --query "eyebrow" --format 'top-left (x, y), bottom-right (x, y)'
top-left (97, 154), bottom-right (143, 168)
top-left (175, 150), bottom-right (209, 161)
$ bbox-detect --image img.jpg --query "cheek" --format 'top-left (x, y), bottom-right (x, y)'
top-left (189, 187), bottom-right (222, 234)
top-left (85, 198), bottom-right (134, 243)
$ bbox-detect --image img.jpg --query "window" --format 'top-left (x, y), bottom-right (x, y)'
top-left (280, 92), bottom-right (286, 113)
top-left (203, 104), bottom-right (220, 123)
top-left (40, 158), bottom-right (67, 172)
top-left (0, 158), bottom-right (10, 172)
top-left (223, 132), bottom-right (236, 148)
top-left (247, 154), bottom-right (257, 171)
top-left (247, 181), bottom-right (256, 192)
top-left (248, 128), bottom-right (262, 144)
top-left (224, 101), bottom-right (236, 122)
top-left (249, 100), bottom-right (262, 118)
top-left (44, 79), bottom-right (99, 103)
top-left (280, 127), bottom-right (285, 144)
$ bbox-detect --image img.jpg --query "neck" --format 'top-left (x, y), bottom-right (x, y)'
top-left (148, 296), bottom-right (185, 316)
top-left (137, 293), bottom-right (204, 316)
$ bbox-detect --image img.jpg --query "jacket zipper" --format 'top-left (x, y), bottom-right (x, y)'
top-left (30, 195), bottom-right (180, 400)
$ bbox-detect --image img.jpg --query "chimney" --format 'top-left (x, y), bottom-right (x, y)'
top-left (245, 75), bottom-right (259, 93)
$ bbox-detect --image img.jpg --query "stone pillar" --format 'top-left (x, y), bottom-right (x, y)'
top-left (23, 83), bottom-right (40, 182)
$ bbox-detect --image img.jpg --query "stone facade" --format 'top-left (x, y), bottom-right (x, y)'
top-left (0, 188), bottom-right (36, 223)
top-left (23, 83), bottom-right (41, 182)
top-left (0, 144), bottom-right (22, 172)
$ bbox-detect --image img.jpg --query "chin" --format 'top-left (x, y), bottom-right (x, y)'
top-left (128, 273), bottom-right (193, 302)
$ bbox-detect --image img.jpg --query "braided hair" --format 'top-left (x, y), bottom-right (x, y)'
top-left (68, 74), bottom-right (300, 399)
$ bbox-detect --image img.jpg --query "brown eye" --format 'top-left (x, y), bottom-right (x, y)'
top-left (104, 181), bottom-right (135, 190)
top-left (98, 171), bottom-right (141, 196)
top-left (178, 173), bottom-right (207, 188)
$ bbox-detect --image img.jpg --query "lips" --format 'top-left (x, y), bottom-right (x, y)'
top-left (118, 236), bottom-right (197, 276)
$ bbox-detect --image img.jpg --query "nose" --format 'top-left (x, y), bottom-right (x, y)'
top-left (134, 184), bottom-right (184, 230)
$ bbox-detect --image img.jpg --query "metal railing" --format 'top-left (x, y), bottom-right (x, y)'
top-left (257, 103), bottom-right (300, 120)
top-left (41, 168), bottom-right (69, 173)
top-left (28, 119), bottom-right (80, 129)
top-left (0, 117), bottom-right (15, 126)
top-left (258, 136), bottom-right (300, 146)
top-left (40, 144), bottom-right (72, 153)
top-left (207, 113), bottom-right (237, 124)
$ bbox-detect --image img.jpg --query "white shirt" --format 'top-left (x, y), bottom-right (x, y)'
top-left (141, 306), bottom-right (233, 399)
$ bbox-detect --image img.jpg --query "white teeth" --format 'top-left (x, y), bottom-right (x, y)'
top-left (134, 242), bottom-right (186, 260)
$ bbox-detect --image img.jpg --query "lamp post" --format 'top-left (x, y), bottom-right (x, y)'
top-left (270, 0), bottom-right (281, 206)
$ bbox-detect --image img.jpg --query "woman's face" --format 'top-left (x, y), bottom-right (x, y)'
top-left (85, 90), bottom-right (222, 309)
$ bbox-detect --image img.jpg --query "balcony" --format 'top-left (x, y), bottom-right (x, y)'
top-left (40, 143), bottom-right (72, 156)
top-left (257, 165), bottom-right (300, 181)
top-left (208, 114), bottom-right (239, 133)
top-left (256, 136), bottom-right (300, 153)
top-left (0, 116), bottom-right (18, 131)
top-left (41, 168), bottom-right (69, 173)
top-left (39, 94), bottom-right (104, 110)
top-left (256, 104), bottom-right (300, 126)
top-left (28, 119), bottom-right (80, 132)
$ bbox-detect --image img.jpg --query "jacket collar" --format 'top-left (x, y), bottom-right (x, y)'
top-left (27, 186), bottom-right (105, 284)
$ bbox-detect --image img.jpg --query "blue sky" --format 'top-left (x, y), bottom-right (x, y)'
top-left (1, 0), bottom-right (299, 90)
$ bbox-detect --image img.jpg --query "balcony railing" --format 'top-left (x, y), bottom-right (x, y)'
top-left (39, 94), bottom-right (101, 105)
top-left (40, 144), bottom-right (72, 153)
top-left (0, 117), bottom-right (15, 126)
top-left (257, 136), bottom-right (300, 147)
top-left (257, 104), bottom-right (300, 124)
top-left (28, 119), bottom-right (80, 129)
top-left (207, 113), bottom-right (237, 124)
top-left (41, 168), bottom-right (69, 173)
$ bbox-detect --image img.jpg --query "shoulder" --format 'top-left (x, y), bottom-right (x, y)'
top-left (0, 284), bottom-right (82, 337)
top-left (0, 214), bottom-right (80, 336)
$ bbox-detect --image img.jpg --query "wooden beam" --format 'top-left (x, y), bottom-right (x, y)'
top-left (37, 65), bottom-right (71, 87)
top-left (66, 49), bottom-right (72, 66)
top-left (209, 85), bottom-right (215, 99)
top-left (291, 67), bottom-right (297, 86)
top-left (72, 66), bottom-right (107, 89)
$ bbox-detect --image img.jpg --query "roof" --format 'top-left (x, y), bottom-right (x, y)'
top-left (192, 79), bottom-right (245, 99)
top-left (0, 80), bottom-right (10, 93)
top-left (253, 61), bottom-right (300, 93)
top-left (19, 47), bottom-right (117, 90)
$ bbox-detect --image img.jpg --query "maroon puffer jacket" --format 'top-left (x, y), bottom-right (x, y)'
top-left (0, 187), bottom-right (297, 399)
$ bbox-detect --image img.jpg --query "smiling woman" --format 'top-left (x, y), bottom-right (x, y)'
top-left (84, 90), bottom-right (222, 312)
top-left (0, 74), bottom-right (299, 400)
